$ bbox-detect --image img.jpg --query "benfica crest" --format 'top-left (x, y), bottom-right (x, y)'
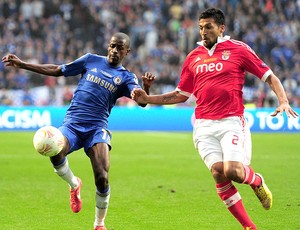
top-left (222, 50), bottom-right (231, 60)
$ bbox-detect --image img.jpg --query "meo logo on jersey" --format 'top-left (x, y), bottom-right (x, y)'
top-left (196, 62), bottom-right (223, 74)
top-left (195, 50), bottom-right (231, 74)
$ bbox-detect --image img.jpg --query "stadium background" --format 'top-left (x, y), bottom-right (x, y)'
top-left (0, 0), bottom-right (299, 132)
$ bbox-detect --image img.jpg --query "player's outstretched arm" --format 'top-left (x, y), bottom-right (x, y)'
top-left (132, 89), bottom-right (189, 105)
top-left (2, 53), bottom-right (63, 76)
top-left (265, 73), bottom-right (299, 118)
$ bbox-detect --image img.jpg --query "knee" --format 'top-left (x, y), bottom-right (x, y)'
top-left (94, 169), bottom-right (109, 192)
top-left (224, 165), bottom-right (244, 183)
top-left (211, 164), bottom-right (226, 183)
top-left (212, 170), bottom-right (226, 182)
top-left (50, 152), bottom-right (66, 166)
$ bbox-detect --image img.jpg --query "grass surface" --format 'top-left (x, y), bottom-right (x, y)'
top-left (0, 132), bottom-right (300, 230)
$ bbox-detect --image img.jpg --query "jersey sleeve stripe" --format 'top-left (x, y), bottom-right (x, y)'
top-left (261, 69), bottom-right (273, 82)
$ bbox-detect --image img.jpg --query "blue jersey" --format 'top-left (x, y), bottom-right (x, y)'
top-left (60, 53), bottom-right (141, 128)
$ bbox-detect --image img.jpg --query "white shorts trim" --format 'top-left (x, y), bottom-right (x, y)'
top-left (193, 116), bottom-right (252, 170)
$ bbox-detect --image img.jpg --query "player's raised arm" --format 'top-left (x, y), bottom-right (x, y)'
top-left (2, 53), bottom-right (62, 76)
top-left (136, 72), bottom-right (156, 107)
top-left (141, 72), bottom-right (156, 94)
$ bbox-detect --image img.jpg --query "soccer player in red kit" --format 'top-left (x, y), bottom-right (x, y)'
top-left (132, 8), bottom-right (298, 229)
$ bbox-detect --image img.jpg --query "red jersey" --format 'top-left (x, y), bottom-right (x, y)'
top-left (177, 36), bottom-right (272, 119)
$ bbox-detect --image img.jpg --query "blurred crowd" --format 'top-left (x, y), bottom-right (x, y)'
top-left (0, 0), bottom-right (300, 107)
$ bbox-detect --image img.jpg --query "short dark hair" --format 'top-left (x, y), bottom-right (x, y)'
top-left (112, 32), bottom-right (131, 48)
top-left (199, 8), bottom-right (225, 26)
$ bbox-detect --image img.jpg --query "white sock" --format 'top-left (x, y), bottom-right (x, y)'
top-left (53, 158), bottom-right (78, 189)
top-left (94, 190), bottom-right (110, 227)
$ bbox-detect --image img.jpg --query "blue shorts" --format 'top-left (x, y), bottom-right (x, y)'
top-left (59, 123), bottom-right (112, 155)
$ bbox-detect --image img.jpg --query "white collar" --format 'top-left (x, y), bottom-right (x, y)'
top-left (196, 35), bottom-right (230, 46)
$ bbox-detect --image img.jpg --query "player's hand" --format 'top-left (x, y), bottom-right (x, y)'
top-left (142, 72), bottom-right (156, 89)
top-left (270, 103), bottom-right (299, 118)
top-left (2, 54), bottom-right (23, 68)
top-left (131, 88), bottom-right (148, 104)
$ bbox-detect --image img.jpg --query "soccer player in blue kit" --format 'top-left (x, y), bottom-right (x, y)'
top-left (2, 32), bottom-right (155, 230)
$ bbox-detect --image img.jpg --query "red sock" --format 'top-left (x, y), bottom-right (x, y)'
top-left (243, 165), bottom-right (262, 189)
top-left (216, 180), bottom-right (256, 229)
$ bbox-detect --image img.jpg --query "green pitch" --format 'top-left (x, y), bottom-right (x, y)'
top-left (0, 132), bottom-right (299, 230)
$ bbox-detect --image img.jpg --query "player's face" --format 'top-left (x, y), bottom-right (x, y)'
top-left (107, 37), bottom-right (130, 66)
top-left (199, 18), bottom-right (225, 49)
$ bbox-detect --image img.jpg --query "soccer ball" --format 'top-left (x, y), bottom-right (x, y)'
top-left (33, 126), bottom-right (65, 157)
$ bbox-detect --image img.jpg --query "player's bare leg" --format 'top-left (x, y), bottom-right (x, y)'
top-left (88, 143), bottom-right (110, 230)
